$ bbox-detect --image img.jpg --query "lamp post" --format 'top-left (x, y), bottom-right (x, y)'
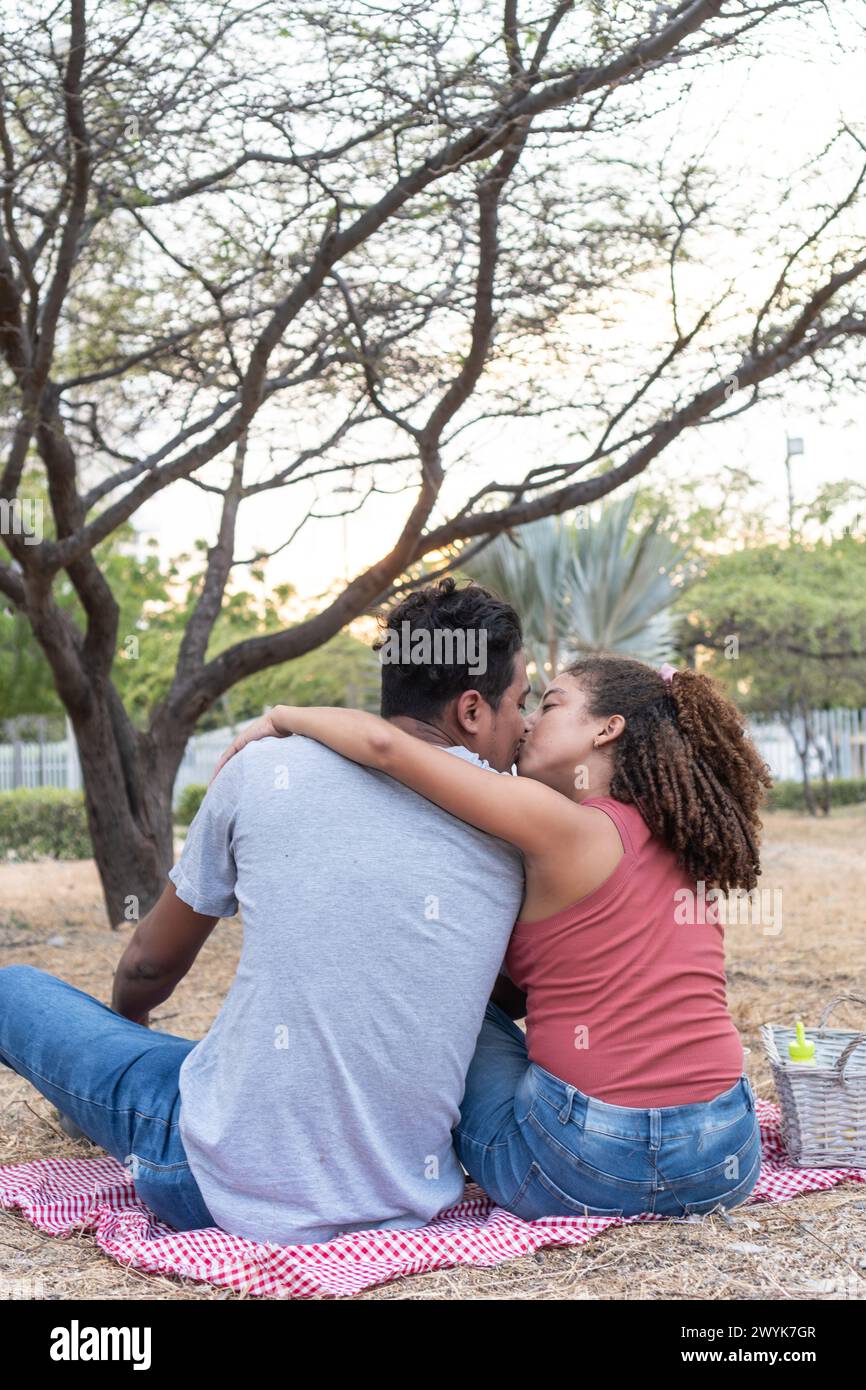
top-left (785, 434), bottom-right (804, 541)
top-left (334, 478), bottom-right (358, 581)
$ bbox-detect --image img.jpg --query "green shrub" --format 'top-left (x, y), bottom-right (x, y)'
top-left (175, 783), bottom-right (207, 827)
top-left (765, 777), bottom-right (866, 812)
top-left (0, 788), bottom-right (91, 860)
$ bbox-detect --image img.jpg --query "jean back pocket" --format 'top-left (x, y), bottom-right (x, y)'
top-left (661, 1118), bottom-right (762, 1218)
top-left (509, 1161), bottom-right (625, 1221)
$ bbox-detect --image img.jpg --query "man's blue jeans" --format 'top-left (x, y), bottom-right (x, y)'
top-left (0, 965), bottom-right (215, 1232)
top-left (455, 1001), bottom-right (762, 1220)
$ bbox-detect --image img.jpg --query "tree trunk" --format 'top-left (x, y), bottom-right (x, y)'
top-left (812, 723), bottom-right (832, 815)
top-left (80, 760), bottom-right (174, 927)
top-left (782, 710), bottom-right (818, 817)
top-left (814, 740), bottom-right (832, 815)
top-left (68, 700), bottom-right (186, 927)
top-left (802, 708), bottom-right (831, 817)
top-left (798, 751), bottom-right (819, 818)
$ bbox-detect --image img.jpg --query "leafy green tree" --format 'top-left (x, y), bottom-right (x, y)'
top-left (462, 495), bottom-right (691, 686)
top-left (227, 631), bottom-right (381, 722)
top-left (2, 504), bottom-right (379, 727)
top-left (3, 2), bottom-right (864, 922)
top-left (679, 537), bottom-right (866, 814)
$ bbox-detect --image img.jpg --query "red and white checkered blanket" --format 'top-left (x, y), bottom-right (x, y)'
top-left (1, 1099), bottom-right (864, 1299)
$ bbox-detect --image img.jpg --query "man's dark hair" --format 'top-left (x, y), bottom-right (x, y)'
top-left (374, 577), bottom-right (523, 721)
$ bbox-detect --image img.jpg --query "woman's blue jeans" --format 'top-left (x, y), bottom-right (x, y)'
top-left (0, 965), bottom-right (215, 1232)
top-left (455, 1001), bottom-right (762, 1220)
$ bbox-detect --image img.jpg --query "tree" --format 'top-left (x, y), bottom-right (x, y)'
top-left (1, 520), bottom-right (382, 725)
top-left (109, 560), bottom-right (382, 729)
top-left (462, 494), bottom-right (690, 681)
top-left (2, 1), bottom-right (865, 921)
top-left (0, 469), bottom-right (176, 722)
top-left (461, 515), bottom-right (577, 682)
top-left (679, 537), bottom-right (866, 814)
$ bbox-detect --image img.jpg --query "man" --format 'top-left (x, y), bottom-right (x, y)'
top-left (0, 578), bottom-right (529, 1244)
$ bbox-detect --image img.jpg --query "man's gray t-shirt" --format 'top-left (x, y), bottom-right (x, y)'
top-left (169, 734), bottom-right (524, 1246)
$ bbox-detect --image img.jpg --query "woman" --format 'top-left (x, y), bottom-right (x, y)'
top-left (213, 655), bottom-right (773, 1222)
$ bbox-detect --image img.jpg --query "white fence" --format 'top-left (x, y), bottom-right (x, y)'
top-left (0, 716), bottom-right (229, 807)
top-left (750, 708), bottom-right (866, 782)
top-left (1, 708), bottom-right (865, 804)
top-left (173, 726), bottom-right (245, 802)
top-left (0, 717), bottom-right (83, 793)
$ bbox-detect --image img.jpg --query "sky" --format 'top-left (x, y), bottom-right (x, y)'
top-left (129, 3), bottom-right (866, 610)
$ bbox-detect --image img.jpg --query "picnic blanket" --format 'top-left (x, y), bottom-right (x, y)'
top-left (1, 1098), bottom-right (864, 1299)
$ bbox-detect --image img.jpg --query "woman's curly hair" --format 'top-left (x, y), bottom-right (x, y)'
top-left (565, 655), bottom-right (774, 893)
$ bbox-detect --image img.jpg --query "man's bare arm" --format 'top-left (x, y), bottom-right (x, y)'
top-left (112, 882), bottom-right (220, 1025)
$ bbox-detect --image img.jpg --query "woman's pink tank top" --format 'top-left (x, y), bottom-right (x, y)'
top-left (504, 795), bottom-right (744, 1107)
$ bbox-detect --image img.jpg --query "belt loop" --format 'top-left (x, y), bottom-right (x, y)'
top-left (649, 1109), bottom-right (661, 1151)
top-left (558, 1086), bottom-right (576, 1125)
top-left (742, 1077), bottom-right (754, 1113)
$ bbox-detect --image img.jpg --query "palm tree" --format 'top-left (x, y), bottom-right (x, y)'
top-left (462, 493), bottom-right (689, 687)
top-left (460, 514), bottom-right (576, 682)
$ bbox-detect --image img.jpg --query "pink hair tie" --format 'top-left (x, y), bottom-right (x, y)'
top-left (658, 662), bottom-right (677, 683)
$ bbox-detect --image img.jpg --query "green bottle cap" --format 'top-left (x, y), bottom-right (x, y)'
top-left (788, 1020), bottom-right (816, 1063)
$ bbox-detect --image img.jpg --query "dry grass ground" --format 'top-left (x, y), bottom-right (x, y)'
top-left (1, 808), bottom-right (865, 1301)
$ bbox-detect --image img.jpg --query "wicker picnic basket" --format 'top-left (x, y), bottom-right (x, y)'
top-left (760, 993), bottom-right (866, 1168)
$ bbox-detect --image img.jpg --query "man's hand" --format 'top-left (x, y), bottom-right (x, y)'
top-left (210, 710), bottom-right (287, 785)
top-left (109, 1004), bottom-right (150, 1027)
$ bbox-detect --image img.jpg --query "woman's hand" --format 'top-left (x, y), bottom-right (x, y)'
top-left (210, 708), bottom-right (292, 785)
top-left (211, 704), bottom-right (396, 787)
